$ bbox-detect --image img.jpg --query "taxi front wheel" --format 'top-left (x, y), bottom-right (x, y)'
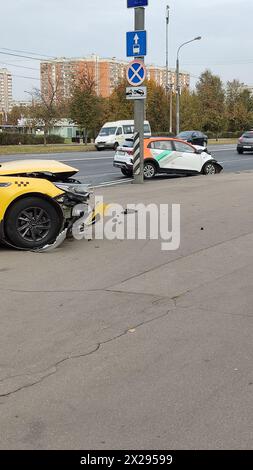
top-left (5, 197), bottom-right (62, 249)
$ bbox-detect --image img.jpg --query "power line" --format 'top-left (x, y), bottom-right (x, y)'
top-left (0, 61), bottom-right (39, 71)
top-left (0, 47), bottom-right (54, 59)
top-left (0, 50), bottom-right (43, 61)
top-left (12, 74), bottom-right (40, 81)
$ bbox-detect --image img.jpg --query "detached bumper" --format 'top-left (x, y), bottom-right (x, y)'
top-left (113, 161), bottom-right (133, 172)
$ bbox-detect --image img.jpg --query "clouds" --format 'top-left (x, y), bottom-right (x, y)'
top-left (1, 0), bottom-right (253, 98)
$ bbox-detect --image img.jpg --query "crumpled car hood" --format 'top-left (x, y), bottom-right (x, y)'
top-left (0, 159), bottom-right (78, 178)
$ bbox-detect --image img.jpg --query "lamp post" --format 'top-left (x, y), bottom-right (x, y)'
top-left (165, 5), bottom-right (169, 98)
top-left (165, 5), bottom-right (173, 133)
top-left (176, 36), bottom-right (201, 135)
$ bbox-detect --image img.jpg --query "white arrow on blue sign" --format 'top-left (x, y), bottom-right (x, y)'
top-left (126, 60), bottom-right (146, 86)
top-left (127, 0), bottom-right (148, 7)
top-left (127, 30), bottom-right (147, 57)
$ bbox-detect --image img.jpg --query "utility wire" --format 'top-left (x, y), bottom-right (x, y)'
top-left (0, 61), bottom-right (39, 71)
top-left (0, 47), bottom-right (54, 59)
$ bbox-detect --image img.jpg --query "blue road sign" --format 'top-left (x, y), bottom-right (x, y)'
top-left (127, 0), bottom-right (148, 7)
top-left (126, 30), bottom-right (147, 57)
top-left (126, 60), bottom-right (146, 86)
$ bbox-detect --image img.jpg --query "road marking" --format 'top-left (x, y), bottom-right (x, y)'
top-left (80, 172), bottom-right (120, 178)
top-left (219, 158), bottom-right (253, 164)
top-left (94, 178), bottom-right (132, 188)
top-left (60, 156), bottom-right (113, 162)
top-left (211, 148), bottom-right (236, 152)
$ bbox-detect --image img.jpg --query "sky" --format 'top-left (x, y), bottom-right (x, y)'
top-left (1, 0), bottom-right (253, 100)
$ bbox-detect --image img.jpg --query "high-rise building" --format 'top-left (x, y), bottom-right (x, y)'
top-left (40, 56), bottom-right (190, 101)
top-left (0, 68), bottom-right (13, 116)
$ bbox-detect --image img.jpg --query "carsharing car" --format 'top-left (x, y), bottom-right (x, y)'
top-left (113, 137), bottom-right (223, 179)
top-left (0, 160), bottom-right (105, 250)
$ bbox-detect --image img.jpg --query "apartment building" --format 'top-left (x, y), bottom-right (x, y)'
top-left (40, 55), bottom-right (190, 101)
top-left (0, 68), bottom-right (13, 115)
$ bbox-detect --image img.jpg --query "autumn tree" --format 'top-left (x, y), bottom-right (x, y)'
top-left (32, 77), bottom-right (62, 145)
top-left (179, 89), bottom-right (201, 131)
top-left (196, 70), bottom-right (226, 138)
top-left (68, 71), bottom-right (102, 144)
top-left (225, 80), bottom-right (253, 134)
top-left (146, 80), bottom-right (170, 133)
top-left (106, 79), bottom-right (134, 122)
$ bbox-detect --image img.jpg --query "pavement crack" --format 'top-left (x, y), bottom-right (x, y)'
top-left (0, 308), bottom-right (172, 399)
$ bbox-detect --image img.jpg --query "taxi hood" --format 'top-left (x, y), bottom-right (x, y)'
top-left (0, 159), bottom-right (79, 180)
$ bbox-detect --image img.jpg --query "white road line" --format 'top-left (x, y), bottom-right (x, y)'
top-left (219, 158), bottom-right (253, 164)
top-left (94, 178), bottom-right (132, 188)
top-left (80, 172), bottom-right (119, 178)
top-left (60, 156), bottom-right (113, 162)
top-left (211, 148), bottom-right (236, 152)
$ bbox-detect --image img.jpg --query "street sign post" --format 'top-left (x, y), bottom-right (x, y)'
top-left (127, 0), bottom-right (148, 7)
top-left (126, 5), bottom-right (148, 183)
top-left (126, 86), bottom-right (147, 100)
top-left (126, 60), bottom-right (146, 86)
top-left (126, 30), bottom-right (147, 57)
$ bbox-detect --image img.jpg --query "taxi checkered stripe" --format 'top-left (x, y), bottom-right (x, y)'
top-left (15, 181), bottom-right (30, 187)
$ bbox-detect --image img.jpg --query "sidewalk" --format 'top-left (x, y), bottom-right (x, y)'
top-left (1, 171), bottom-right (253, 449)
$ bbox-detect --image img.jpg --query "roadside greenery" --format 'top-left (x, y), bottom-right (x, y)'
top-left (2, 69), bottom-right (253, 145)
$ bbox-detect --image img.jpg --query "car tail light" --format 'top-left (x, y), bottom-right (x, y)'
top-left (238, 137), bottom-right (243, 142)
top-left (126, 149), bottom-right (133, 156)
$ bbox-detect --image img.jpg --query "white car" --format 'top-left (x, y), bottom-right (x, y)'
top-left (113, 137), bottom-right (223, 179)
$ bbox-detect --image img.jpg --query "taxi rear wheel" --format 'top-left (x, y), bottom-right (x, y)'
top-left (5, 197), bottom-right (62, 249)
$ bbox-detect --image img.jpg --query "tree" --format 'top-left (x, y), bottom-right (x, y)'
top-left (196, 70), bottom-right (226, 138)
top-left (225, 80), bottom-right (253, 134)
top-left (106, 80), bottom-right (133, 122)
top-left (69, 71), bottom-right (102, 144)
top-left (179, 89), bottom-right (201, 131)
top-left (32, 77), bottom-right (62, 145)
top-left (146, 80), bottom-right (170, 133)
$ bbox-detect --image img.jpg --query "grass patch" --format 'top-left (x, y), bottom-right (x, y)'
top-left (0, 144), bottom-right (96, 155)
top-left (208, 138), bottom-right (237, 145)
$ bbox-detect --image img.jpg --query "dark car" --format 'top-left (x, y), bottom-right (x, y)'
top-left (237, 131), bottom-right (253, 154)
top-left (177, 130), bottom-right (208, 147)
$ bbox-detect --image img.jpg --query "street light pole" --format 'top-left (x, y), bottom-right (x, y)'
top-left (176, 36), bottom-right (201, 135)
top-left (165, 5), bottom-right (173, 133)
top-left (165, 5), bottom-right (169, 98)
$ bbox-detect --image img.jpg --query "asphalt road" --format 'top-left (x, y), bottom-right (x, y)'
top-left (1, 144), bottom-right (253, 186)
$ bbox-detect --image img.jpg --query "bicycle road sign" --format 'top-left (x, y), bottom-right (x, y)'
top-left (126, 60), bottom-right (146, 86)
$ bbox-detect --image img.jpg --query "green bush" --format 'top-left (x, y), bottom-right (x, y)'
top-left (0, 133), bottom-right (64, 145)
top-left (151, 131), bottom-right (175, 138)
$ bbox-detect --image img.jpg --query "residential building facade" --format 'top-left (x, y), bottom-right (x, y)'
top-left (0, 68), bottom-right (13, 117)
top-left (40, 56), bottom-right (190, 101)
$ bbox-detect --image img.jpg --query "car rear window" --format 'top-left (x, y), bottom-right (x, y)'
top-left (242, 132), bottom-right (253, 138)
top-left (122, 139), bottom-right (133, 147)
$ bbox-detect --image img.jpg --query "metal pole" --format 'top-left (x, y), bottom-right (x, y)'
top-left (165, 6), bottom-right (169, 98)
top-left (176, 55), bottom-right (180, 135)
top-left (176, 37), bottom-right (201, 135)
top-left (133, 7), bottom-right (145, 184)
top-left (169, 82), bottom-right (173, 133)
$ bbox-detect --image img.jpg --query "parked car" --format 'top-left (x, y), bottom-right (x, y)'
top-left (237, 131), bottom-right (253, 153)
top-left (0, 160), bottom-right (105, 250)
top-left (95, 120), bottom-right (151, 151)
top-left (177, 130), bottom-right (208, 148)
top-left (113, 137), bottom-right (222, 179)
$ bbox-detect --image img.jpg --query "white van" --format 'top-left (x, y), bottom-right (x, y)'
top-left (95, 120), bottom-right (151, 151)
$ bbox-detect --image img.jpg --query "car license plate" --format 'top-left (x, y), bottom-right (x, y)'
top-left (244, 146), bottom-right (252, 148)
top-left (117, 151), bottom-right (126, 156)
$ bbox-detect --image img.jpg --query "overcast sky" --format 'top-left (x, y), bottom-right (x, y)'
top-left (1, 0), bottom-right (252, 99)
